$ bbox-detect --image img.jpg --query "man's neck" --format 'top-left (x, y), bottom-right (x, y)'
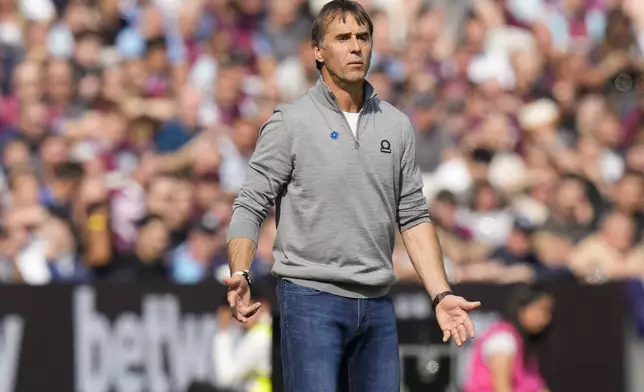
top-left (322, 71), bottom-right (364, 113)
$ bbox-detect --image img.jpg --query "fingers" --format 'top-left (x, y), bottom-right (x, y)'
top-left (227, 290), bottom-right (239, 308)
top-left (465, 318), bottom-right (476, 339)
top-left (457, 324), bottom-right (467, 345)
top-left (228, 296), bottom-right (262, 324)
top-left (442, 329), bottom-right (451, 343)
top-left (238, 302), bottom-right (262, 318)
top-left (451, 327), bottom-right (462, 346)
top-left (461, 300), bottom-right (482, 310)
top-left (230, 306), bottom-right (249, 323)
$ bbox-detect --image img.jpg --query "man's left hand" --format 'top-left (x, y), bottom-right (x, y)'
top-left (435, 295), bottom-right (481, 347)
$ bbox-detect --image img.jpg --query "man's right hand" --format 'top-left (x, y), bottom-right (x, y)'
top-left (223, 274), bottom-right (262, 323)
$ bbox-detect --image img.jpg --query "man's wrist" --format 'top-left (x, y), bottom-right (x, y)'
top-left (231, 270), bottom-right (252, 288)
top-left (432, 290), bottom-right (454, 311)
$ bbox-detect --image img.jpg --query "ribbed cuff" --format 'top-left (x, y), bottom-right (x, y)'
top-left (399, 215), bottom-right (431, 232)
top-left (226, 220), bottom-right (260, 245)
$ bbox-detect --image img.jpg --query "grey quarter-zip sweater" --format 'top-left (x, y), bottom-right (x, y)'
top-left (227, 76), bottom-right (431, 298)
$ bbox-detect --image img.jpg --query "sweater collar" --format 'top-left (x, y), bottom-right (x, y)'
top-left (310, 74), bottom-right (377, 112)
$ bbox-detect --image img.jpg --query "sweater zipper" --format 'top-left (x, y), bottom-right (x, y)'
top-left (332, 95), bottom-right (376, 150)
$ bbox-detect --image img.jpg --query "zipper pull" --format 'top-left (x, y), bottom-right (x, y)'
top-left (354, 140), bottom-right (359, 149)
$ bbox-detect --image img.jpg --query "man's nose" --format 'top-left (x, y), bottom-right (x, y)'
top-left (349, 36), bottom-right (361, 53)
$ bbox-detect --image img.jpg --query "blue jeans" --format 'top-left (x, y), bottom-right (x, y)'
top-left (277, 279), bottom-right (400, 392)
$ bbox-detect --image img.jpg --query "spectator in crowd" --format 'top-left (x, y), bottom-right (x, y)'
top-left (212, 299), bottom-right (273, 392)
top-left (0, 0), bottom-right (640, 287)
top-left (169, 212), bottom-right (223, 284)
top-left (463, 284), bottom-right (554, 392)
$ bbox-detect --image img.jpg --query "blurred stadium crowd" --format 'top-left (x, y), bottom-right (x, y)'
top-left (0, 0), bottom-right (642, 286)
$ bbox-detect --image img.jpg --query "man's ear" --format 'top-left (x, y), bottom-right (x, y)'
top-left (313, 43), bottom-right (324, 66)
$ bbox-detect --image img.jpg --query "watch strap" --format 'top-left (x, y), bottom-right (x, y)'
top-left (232, 270), bottom-right (252, 288)
top-left (432, 291), bottom-right (453, 311)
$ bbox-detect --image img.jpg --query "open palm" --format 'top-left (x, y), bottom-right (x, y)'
top-left (435, 295), bottom-right (481, 347)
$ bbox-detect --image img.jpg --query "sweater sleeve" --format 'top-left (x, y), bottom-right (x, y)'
top-left (227, 108), bottom-right (293, 244)
top-left (397, 117), bottom-right (431, 232)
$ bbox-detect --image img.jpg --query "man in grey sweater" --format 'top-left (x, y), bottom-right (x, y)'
top-left (225, 1), bottom-right (481, 390)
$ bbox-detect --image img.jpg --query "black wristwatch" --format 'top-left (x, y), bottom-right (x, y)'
top-left (432, 291), bottom-right (453, 311)
top-left (232, 270), bottom-right (252, 288)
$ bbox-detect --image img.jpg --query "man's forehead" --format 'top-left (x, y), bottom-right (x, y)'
top-left (324, 13), bottom-right (369, 35)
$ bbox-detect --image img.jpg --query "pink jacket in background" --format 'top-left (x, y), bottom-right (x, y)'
top-left (463, 321), bottom-right (546, 392)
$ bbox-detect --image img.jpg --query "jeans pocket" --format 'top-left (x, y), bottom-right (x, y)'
top-left (280, 279), bottom-right (324, 296)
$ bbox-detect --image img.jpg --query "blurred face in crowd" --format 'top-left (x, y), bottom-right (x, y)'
top-left (269, 0), bottom-right (298, 26)
top-left (532, 22), bottom-right (553, 57)
top-left (64, 3), bottom-right (93, 34)
top-left (519, 294), bottom-right (554, 334)
top-left (528, 171), bottom-right (557, 205)
top-left (576, 95), bottom-right (606, 137)
top-left (101, 64), bottom-right (125, 103)
top-left (123, 60), bottom-right (146, 92)
top-left (625, 144), bottom-right (644, 173)
top-left (507, 227), bottom-right (532, 256)
top-left (74, 33), bottom-right (103, 70)
top-left (19, 101), bottom-right (47, 140)
top-left (193, 139), bottom-right (222, 176)
top-left (606, 11), bottom-right (632, 48)
top-left (13, 61), bottom-right (42, 103)
top-left (138, 219), bottom-right (169, 260)
top-left (210, 198), bottom-right (233, 227)
top-left (612, 174), bottom-right (643, 213)
top-left (512, 50), bottom-right (542, 90)
top-left (371, 11), bottom-right (390, 56)
top-left (178, 88), bottom-right (201, 128)
top-left (233, 118), bottom-right (258, 155)
top-left (215, 66), bottom-right (242, 106)
top-left (165, 180), bottom-right (194, 229)
top-left (145, 42), bottom-right (169, 74)
top-left (464, 16), bottom-right (486, 52)
top-left (595, 113), bottom-right (622, 150)
top-left (473, 184), bottom-right (500, 212)
top-left (480, 111), bottom-right (515, 151)
top-left (314, 12), bottom-right (373, 85)
top-left (46, 60), bottom-right (73, 105)
top-left (602, 212), bottom-right (635, 253)
top-left (564, 0), bottom-right (584, 15)
top-left (146, 175), bottom-right (176, 215)
top-left (239, 0), bottom-right (263, 15)
top-left (128, 117), bottom-right (155, 151)
top-left (39, 135), bottom-right (69, 170)
top-left (178, 3), bottom-right (201, 39)
top-left (140, 5), bottom-right (164, 39)
top-left (533, 231), bottom-right (573, 267)
top-left (103, 111), bottom-right (128, 147)
top-left (2, 139), bottom-right (30, 168)
top-left (25, 21), bottom-right (49, 52)
top-left (189, 226), bottom-right (222, 263)
top-left (416, 9), bottom-right (441, 49)
top-left (195, 177), bottom-right (221, 210)
top-left (430, 195), bottom-right (457, 230)
top-left (9, 170), bottom-right (40, 209)
top-left (553, 177), bottom-right (586, 218)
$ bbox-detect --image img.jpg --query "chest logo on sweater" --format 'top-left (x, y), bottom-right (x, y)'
top-left (330, 130), bottom-right (340, 140)
top-left (380, 140), bottom-right (391, 154)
